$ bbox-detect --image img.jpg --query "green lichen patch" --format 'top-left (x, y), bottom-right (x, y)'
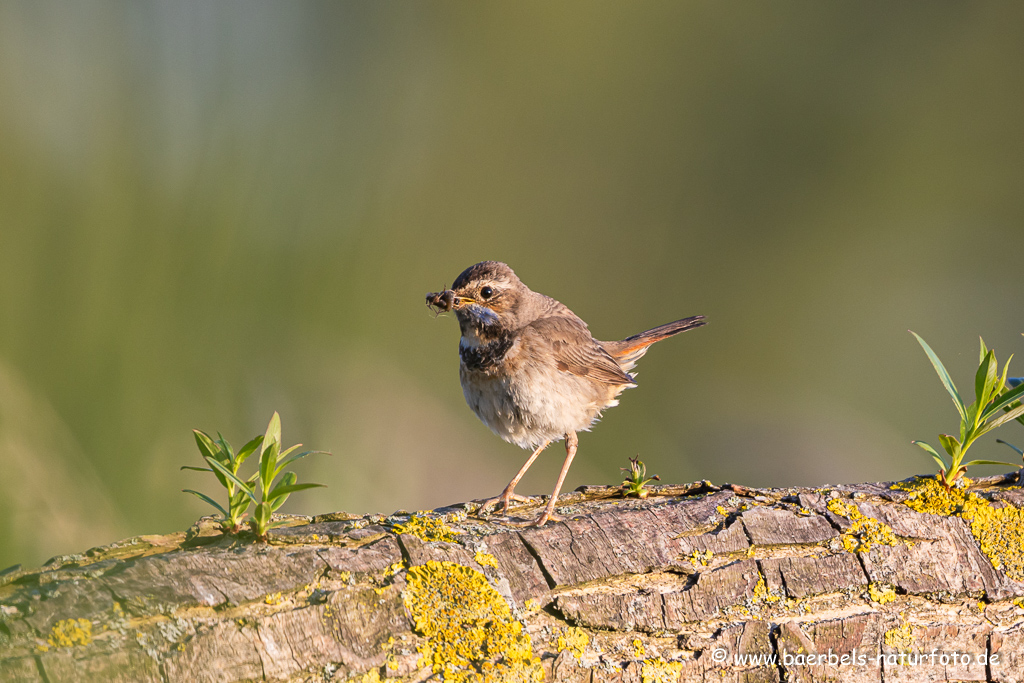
top-left (826, 498), bottom-right (902, 553)
top-left (392, 515), bottom-right (460, 543)
top-left (402, 560), bottom-right (542, 682)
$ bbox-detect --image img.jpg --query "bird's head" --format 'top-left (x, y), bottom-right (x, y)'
top-left (426, 261), bottom-right (530, 341)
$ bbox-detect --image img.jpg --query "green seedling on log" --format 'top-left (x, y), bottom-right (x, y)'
top-left (910, 332), bottom-right (1024, 489)
top-left (182, 431), bottom-right (262, 532)
top-left (620, 456), bottom-right (660, 499)
top-left (183, 412), bottom-right (328, 538)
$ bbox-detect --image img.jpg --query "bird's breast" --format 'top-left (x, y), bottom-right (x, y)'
top-left (458, 333), bottom-right (626, 448)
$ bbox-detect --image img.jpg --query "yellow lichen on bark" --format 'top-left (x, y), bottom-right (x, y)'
top-left (688, 549), bottom-right (712, 568)
top-left (896, 476), bottom-right (970, 516)
top-left (47, 618), bottom-right (93, 648)
top-left (962, 495), bottom-right (1024, 582)
top-left (895, 476), bottom-right (1024, 582)
top-left (753, 575), bottom-right (782, 604)
top-left (402, 560), bottom-right (543, 683)
top-left (868, 583), bottom-right (897, 605)
top-left (827, 498), bottom-right (901, 552)
top-left (392, 515), bottom-right (460, 542)
top-left (640, 657), bottom-right (684, 683)
top-left (884, 621), bottom-right (914, 652)
top-left (474, 550), bottom-right (499, 569)
top-left (554, 627), bottom-right (589, 662)
top-left (345, 670), bottom-right (400, 683)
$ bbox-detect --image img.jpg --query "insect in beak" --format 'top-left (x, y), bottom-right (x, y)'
top-left (426, 288), bottom-right (466, 315)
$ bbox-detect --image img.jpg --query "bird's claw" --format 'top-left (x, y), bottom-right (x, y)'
top-left (498, 510), bottom-right (565, 528)
top-left (476, 492), bottom-right (567, 526)
top-left (530, 509), bottom-right (564, 527)
top-left (476, 490), bottom-right (532, 516)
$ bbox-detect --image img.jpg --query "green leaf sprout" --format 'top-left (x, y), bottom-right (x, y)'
top-left (182, 412), bottom-right (327, 538)
top-left (910, 332), bottom-right (1024, 489)
top-left (250, 412), bottom-right (328, 539)
top-left (620, 456), bottom-right (660, 498)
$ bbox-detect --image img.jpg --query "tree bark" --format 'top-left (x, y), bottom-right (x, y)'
top-left (1, 475), bottom-right (1023, 683)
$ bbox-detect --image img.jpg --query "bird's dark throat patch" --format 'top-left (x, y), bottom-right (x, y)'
top-left (460, 335), bottom-right (515, 372)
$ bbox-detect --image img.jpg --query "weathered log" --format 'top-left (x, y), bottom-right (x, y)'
top-left (2, 474), bottom-right (1024, 682)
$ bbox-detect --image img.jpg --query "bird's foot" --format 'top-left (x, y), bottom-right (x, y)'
top-left (527, 497), bottom-right (566, 527)
top-left (476, 488), bottom-right (532, 516)
top-left (530, 509), bottom-right (564, 527)
top-left (498, 510), bottom-right (565, 528)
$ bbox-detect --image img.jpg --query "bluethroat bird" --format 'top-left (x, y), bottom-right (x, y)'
top-left (427, 261), bottom-right (705, 526)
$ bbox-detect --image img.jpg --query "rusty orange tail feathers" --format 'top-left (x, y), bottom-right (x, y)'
top-left (604, 315), bottom-right (706, 364)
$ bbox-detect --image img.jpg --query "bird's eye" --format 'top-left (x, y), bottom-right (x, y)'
top-left (480, 286), bottom-right (494, 299)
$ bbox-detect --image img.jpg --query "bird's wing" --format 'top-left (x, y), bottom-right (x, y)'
top-left (522, 316), bottom-right (636, 386)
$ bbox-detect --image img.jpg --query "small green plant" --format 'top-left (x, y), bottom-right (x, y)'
top-left (910, 332), bottom-right (1024, 489)
top-left (183, 412), bottom-right (327, 538)
top-left (997, 438), bottom-right (1024, 459)
top-left (996, 376), bottom-right (1024, 466)
top-left (620, 456), bottom-right (659, 498)
top-left (182, 432), bottom-right (262, 532)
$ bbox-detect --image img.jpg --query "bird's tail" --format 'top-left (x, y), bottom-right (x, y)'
top-left (603, 315), bottom-right (706, 368)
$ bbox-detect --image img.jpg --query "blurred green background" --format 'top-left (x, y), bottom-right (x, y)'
top-left (1, 2), bottom-right (1023, 570)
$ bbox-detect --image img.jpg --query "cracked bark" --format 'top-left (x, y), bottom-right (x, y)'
top-left (1, 477), bottom-right (1024, 683)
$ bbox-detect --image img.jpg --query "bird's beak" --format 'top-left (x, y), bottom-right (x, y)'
top-left (426, 289), bottom-right (475, 314)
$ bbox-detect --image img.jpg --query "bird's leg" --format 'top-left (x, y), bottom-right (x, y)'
top-left (477, 440), bottom-right (551, 516)
top-left (534, 432), bottom-right (579, 526)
